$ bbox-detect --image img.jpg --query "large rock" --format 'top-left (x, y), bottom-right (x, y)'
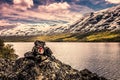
top-left (0, 52), bottom-right (107, 80)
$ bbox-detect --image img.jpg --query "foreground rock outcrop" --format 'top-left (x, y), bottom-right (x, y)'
top-left (0, 54), bottom-right (107, 80)
top-left (0, 40), bottom-right (107, 80)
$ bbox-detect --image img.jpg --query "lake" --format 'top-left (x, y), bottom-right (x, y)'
top-left (6, 42), bottom-right (120, 80)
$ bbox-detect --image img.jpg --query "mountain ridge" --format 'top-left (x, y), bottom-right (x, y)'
top-left (0, 5), bottom-right (120, 42)
top-left (68, 5), bottom-right (120, 33)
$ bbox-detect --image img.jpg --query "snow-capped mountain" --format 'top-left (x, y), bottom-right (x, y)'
top-left (68, 5), bottom-right (120, 33)
top-left (0, 1), bottom-right (93, 36)
top-left (0, 21), bottom-right (70, 36)
top-left (2, 3), bottom-right (119, 37)
top-left (0, 0), bottom-right (119, 36)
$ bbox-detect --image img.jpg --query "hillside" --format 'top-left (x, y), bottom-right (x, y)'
top-left (0, 5), bottom-right (120, 42)
top-left (0, 0), bottom-right (118, 37)
top-left (41, 5), bottom-right (120, 42)
top-left (69, 5), bottom-right (120, 33)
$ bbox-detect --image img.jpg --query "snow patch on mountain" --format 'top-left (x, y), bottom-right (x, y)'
top-left (0, 23), bottom-right (69, 36)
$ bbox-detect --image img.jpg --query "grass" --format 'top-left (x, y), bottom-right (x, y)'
top-left (0, 31), bottom-right (120, 42)
top-left (32, 33), bottom-right (71, 42)
top-left (85, 31), bottom-right (120, 42)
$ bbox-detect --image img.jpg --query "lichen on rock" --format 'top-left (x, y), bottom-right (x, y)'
top-left (0, 53), bottom-right (107, 80)
top-left (0, 40), bottom-right (108, 80)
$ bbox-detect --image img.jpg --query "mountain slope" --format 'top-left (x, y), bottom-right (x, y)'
top-left (1, 5), bottom-right (120, 42)
top-left (33, 5), bottom-right (120, 42)
top-left (69, 5), bottom-right (120, 33)
top-left (0, 0), bottom-right (118, 37)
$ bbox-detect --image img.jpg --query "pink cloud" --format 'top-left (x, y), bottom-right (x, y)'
top-left (13, 0), bottom-right (33, 8)
top-left (0, 20), bottom-right (12, 26)
top-left (106, 0), bottom-right (120, 4)
top-left (0, 2), bottom-right (94, 24)
top-left (12, 0), bottom-right (34, 10)
top-left (38, 2), bottom-right (70, 12)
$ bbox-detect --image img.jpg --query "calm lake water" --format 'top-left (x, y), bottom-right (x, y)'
top-left (6, 42), bottom-right (120, 80)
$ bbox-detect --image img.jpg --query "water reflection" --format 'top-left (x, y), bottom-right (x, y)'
top-left (6, 42), bottom-right (120, 80)
top-left (86, 43), bottom-right (120, 79)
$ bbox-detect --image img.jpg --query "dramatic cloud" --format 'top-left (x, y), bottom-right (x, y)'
top-left (0, 2), bottom-right (93, 24)
top-left (0, 0), bottom-right (95, 26)
top-left (0, 20), bottom-right (10, 26)
top-left (37, 2), bottom-right (70, 12)
top-left (106, 0), bottom-right (120, 4)
top-left (13, 0), bottom-right (34, 8)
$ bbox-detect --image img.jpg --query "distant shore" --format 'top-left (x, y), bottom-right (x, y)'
top-left (1, 31), bottom-right (120, 42)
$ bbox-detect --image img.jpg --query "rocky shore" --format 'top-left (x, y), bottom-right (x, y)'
top-left (0, 40), bottom-right (108, 80)
top-left (0, 53), bottom-right (107, 80)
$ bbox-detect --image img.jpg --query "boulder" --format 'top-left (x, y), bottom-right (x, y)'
top-left (0, 54), bottom-right (107, 80)
top-left (0, 39), bottom-right (108, 80)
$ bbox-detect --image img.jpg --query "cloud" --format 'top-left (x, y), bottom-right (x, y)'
top-left (105, 0), bottom-right (120, 4)
top-left (13, 0), bottom-right (33, 8)
top-left (0, 20), bottom-right (10, 26)
top-left (37, 2), bottom-right (70, 12)
top-left (0, 1), bottom-right (94, 24)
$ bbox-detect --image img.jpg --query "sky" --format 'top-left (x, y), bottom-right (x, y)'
top-left (106, 0), bottom-right (120, 4)
top-left (0, 0), bottom-right (119, 25)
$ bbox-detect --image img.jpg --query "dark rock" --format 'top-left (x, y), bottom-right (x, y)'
top-left (0, 42), bottom-right (108, 80)
top-left (95, 14), bottom-right (103, 22)
top-left (24, 51), bottom-right (35, 60)
top-left (102, 13), bottom-right (111, 19)
top-left (0, 55), bottom-right (108, 80)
